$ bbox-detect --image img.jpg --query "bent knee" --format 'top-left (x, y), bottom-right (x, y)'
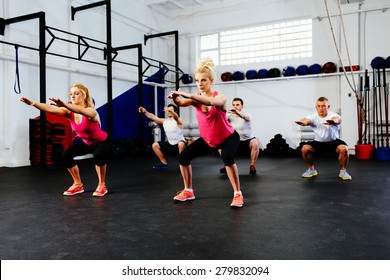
top-left (250, 139), bottom-right (259, 150)
top-left (178, 142), bottom-right (186, 151)
top-left (221, 155), bottom-right (235, 166)
top-left (337, 145), bottom-right (349, 154)
top-left (301, 144), bottom-right (313, 153)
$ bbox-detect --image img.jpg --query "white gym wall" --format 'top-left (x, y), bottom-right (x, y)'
top-left (1, 0), bottom-right (389, 166)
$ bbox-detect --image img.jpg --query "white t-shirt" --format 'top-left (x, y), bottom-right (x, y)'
top-left (306, 110), bottom-right (341, 142)
top-left (163, 118), bottom-right (185, 145)
top-left (228, 112), bottom-right (253, 141)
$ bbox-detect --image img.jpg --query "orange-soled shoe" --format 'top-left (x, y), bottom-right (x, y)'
top-left (92, 185), bottom-right (108, 197)
top-left (173, 189), bottom-right (195, 201)
top-left (63, 184), bottom-right (84, 196)
top-left (230, 193), bottom-right (244, 208)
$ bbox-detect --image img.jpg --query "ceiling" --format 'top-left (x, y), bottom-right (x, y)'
top-left (340, 0), bottom-right (364, 3)
top-left (143, 0), bottom-right (365, 20)
top-left (143, 0), bottom-right (264, 20)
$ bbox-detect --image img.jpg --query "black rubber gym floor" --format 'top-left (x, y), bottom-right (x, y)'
top-left (0, 154), bottom-right (389, 260)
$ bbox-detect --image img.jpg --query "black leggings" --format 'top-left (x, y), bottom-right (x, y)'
top-left (62, 139), bottom-right (111, 168)
top-left (179, 130), bottom-right (240, 166)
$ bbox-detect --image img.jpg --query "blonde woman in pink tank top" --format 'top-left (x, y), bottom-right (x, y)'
top-left (167, 57), bottom-right (244, 207)
top-left (20, 83), bottom-right (110, 197)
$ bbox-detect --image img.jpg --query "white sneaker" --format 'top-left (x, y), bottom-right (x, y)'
top-left (302, 168), bottom-right (318, 178)
top-left (339, 170), bottom-right (352, 181)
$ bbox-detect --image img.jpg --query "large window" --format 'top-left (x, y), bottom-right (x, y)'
top-left (200, 19), bottom-right (312, 66)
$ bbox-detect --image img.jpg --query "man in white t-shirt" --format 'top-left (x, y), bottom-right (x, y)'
top-left (220, 97), bottom-right (260, 175)
top-left (295, 96), bottom-right (352, 180)
top-left (139, 104), bottom-right (186, 169)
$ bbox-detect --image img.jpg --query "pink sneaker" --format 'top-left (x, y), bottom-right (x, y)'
top-left (173, 189), bottom-right (195, 201)
top-left (230, 193), bottom-right (244, 207)
top-left (63, 184), bottom-right (84, 196)
top-left (93, 185), bottom-right (108, 197)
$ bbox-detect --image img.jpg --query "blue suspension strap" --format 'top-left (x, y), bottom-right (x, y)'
top-left (14, 44), bottom-right (21, 94)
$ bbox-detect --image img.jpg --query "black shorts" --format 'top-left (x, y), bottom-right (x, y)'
top-left (236, 138), bottom-right (255, 156)
top-left (305, 139), bottom-right (347, 156)
top-left (158, 140), bottom-right (186, 156)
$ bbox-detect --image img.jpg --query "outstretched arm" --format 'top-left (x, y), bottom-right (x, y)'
top-left (192, 92), bottom-right (227, 109)
top-left (138, 106), bottom-right (164, 125)
top-left (168, 89), bottom-right (227, 110)
top-left (295, 117), bottom-right (312, 126)
top-left (230, 108), bottom-right (250, 121)
top-left (20, 97), bottom-right (69, 117)
top-left (167, 89), bottom-right (195, 107)
top-left (164, 106), bottom-right (183, 127)
top-left (325, 115), bottom-right (342, 125)
top-left (49, 97), bottom-right (98, 121)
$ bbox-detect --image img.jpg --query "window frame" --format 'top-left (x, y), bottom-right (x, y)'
top-left (199, 18), bottom-right (313, 66)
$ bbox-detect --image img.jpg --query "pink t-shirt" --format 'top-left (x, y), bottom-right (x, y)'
top-left (195, 91), bottom-right (234, 147)
top-left (69, 112), bottom-right (107, 146)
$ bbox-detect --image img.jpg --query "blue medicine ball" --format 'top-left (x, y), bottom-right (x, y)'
top-left (258, 69), bottom-right (268, 79)
top-left (282, 66), bottom-right (295, 77)
top-left (371, 56), bottom-right (386, 69)
top-left (309, 63), bottom-right (322, 74)
top-left (221, 72), bottom-right (233, 82)
top-left (181, 74), bottom-right (193, 84)
top-left (386, 56), bottom-right (390, 68)
top-left (296, 65), bottom-right (309, 76)
top-left (267, 68), bottom-right (281, 78)
top-left (245, 69), bottom-right (258, 80)
top-left (232, 71), bottom-right (245, 81)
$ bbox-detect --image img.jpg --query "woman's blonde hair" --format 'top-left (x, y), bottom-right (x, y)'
top-left (195, 57), bottom-right (215, 80)
top-left (70, 82), bottom-right (94, 108)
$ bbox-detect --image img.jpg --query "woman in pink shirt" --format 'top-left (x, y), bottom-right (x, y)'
top-left (20, 83), bottom-right (110, 197)
top-left (167, 57), bottom-right (244, 207)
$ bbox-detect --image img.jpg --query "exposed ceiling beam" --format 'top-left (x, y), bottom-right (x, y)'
top-left (340, 0), bottom-right (364, 4)
top-left (143, 0), bottom-right (167, 4)
top-left (193, 0), bottom-right (206, 5)
top-left (169, 0), bottom-right (186, 10)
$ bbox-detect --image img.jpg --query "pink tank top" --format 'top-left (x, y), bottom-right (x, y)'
top-left (69, 112), bottom-right (107, 146)
top-left (196, 91), bottom-right (234, 147)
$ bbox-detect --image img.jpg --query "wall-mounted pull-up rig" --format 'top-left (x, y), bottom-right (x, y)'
top-left (0, 0), bottom-right (185, 167)
top-left (1, 11), bottom-right (47, 166)
top-left (144, 30), bottom-right (180, 90)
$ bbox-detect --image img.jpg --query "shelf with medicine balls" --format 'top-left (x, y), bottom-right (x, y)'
top-left (178, 56), bottom-right (390, 85)
top-left (218, 56), bottom-right (390, 83)
top-left (221, 62), bottom-right (341, 82)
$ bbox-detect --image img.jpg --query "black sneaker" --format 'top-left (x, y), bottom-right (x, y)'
top-left (249, 165), bottom-right (257, 175)
top-left (153, 163), bottom-right (168, 169)
top-left (219, 166), bottom-right (226, 173)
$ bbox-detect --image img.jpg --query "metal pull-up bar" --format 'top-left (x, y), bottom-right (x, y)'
top-left (71, 0), bottom-right (114, 138)
top-left (1, 3), bottom-right (182, 165)
top-left (144, 30), bottom-right (180, 90)
top-left (1, 11), bottom-right (48, 167)
top-left (112, 43), bottom-right (145, 149)
top-left (71, 0), bottom-right (107, 20)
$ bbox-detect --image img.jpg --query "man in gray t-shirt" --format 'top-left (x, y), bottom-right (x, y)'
top-left (295, 96), bottom-right (352, 180)
top-left (220, 97), bottom-right (260, 175)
